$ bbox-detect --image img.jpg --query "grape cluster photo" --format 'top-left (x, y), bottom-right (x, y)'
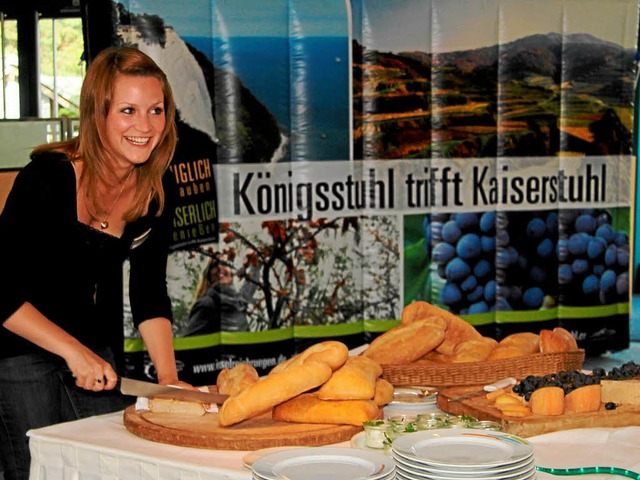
top-left (423, 208), bottom-right (630, 315)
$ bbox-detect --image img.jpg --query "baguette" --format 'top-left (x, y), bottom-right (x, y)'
top-left (270, 341), bottom-right (349, 374)
top-left (217, 361), bottom-right (332, 427)
top-left (317, 357), bottom-right (381, 400)
top-left (272, 393), bottom-right (380, 426)
top-left (362, 318), bottom-right (445, 364)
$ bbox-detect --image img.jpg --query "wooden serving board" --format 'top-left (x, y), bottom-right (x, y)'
top-left (437, 385), bottom-right (640, 438)
top-left (123, 405), bottom-right (362, 450)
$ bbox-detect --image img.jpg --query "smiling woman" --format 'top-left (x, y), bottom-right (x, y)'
top-left (0, 46), bottom-right (190, 480)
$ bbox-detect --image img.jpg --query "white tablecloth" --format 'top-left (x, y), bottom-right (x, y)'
top-left (28, 411), bottom-right (640, 480)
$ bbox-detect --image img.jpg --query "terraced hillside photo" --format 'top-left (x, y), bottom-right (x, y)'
top-left (353, 33), bottom-right (636, 159)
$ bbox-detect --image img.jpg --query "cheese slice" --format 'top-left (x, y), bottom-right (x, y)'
top-left (600, 379), bottom-right (640, 405)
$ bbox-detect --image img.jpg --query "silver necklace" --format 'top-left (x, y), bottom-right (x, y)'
top-left (100, 168), bottom-right (134, 230)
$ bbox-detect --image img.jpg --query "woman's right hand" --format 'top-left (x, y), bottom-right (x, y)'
top-left (64, 344), bottom-right (119, 392)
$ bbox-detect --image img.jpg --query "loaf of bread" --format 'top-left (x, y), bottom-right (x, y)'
top-left (401, 301), bottom-right (448, 329)
top-left (373, 378), bottom-right (395, 406)
top-left (499, 332), bottom-right (541, 354)
top-left (217, 363), bottom-right (259, 396)
top-left (362, 318), bottom-right (446, 364)
top-left (270, 341), bottom-right (349, 374)
top-left (317, 356), bottom-right (382, 400)
top-left (540, 327), bottom-right (578, 353)
top-left (218, 361), bottom-right (333, 427)
top-left (272, 393), bottom-right (380, 426)
top-left (148, 398), bottom-right (206, 416)
top-left (450, 336), bottom-right (498, 363)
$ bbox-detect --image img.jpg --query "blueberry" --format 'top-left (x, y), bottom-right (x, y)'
top-left (605, 402), bottom-right (617, 410)
top-left (441, 282), bottom-right (463, 306)
top-left (480, 211), bottom-right (496, 234)
top-left (473, 259), bottom-right (492, 278)
top-left (469, 301), bottom-right (489, 314)
top-left (523, 287), bottom-right (544, 309)
top-left (558, 264), bottom-right (573, 284)
top-left (432, 242), bottom-right (456, 265)
top-left (595, 224), bottom-right (615, 243)
top-left (616, 273), bottom-right (629, 296)
top-left (575, 214), bottom-right (597, 234)
top-left (617, 247), bottom-right (629, 268)
top-left (600, 270), bottom-right (616, 293)
top-left (604, 244), bottom-right (617, 266)
top-left (461, 275), bottom-right (478, 292)
top-left (453, 212), bottom-right (479, 230)
top-left (445, 258), bottom-right (471, 282)
top-left (587, 237), bottom-right (607, 259)
top-left (484, 280), bottom-right (497, 303)
top-left (442, 220), bottom-right (462, 243)
top-left (481, 235), bottom-right (496, 253)
top-left (537, 238), bottom-right (554, 258)
top-left (457, 233), bottom-right (482, 260)
top-left (571, 259), bottom-right (589, 275)
top-left (582, 274), bottom-right (600, 295)
top-left (468, 285), bottom-right (484, 302)
top-left (526, 218), bottom-right (546, 239)
top-left (568, 233), bottom-right (588, 256)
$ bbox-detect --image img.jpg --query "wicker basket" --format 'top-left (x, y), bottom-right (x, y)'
top-left (381, 350), bottom-right (585, 387)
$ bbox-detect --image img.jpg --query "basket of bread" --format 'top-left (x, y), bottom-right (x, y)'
top-left (363, 301), bottom-right (584, 387)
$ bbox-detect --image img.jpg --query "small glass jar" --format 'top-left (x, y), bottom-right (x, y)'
top-left (468, 420), bottom-right (502, 431)
top-left (363, 421), bottom-right (389, 449)
top-left (416, 413), bottom-right (450, 430)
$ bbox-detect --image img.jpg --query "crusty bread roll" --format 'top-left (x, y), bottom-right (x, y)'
top-left (486, 345), bottom-right (527, 360)
top-left (148, 398), bottom-right (206, 416)
top-left (450, 336), bottom-right (498, 363)
top-left (346, 355), bottom-right (383, 377)
top-left (540, 327), bottom-right (577, 353)
top-left (499, 332), bottom-right (541, 355)
top-left (553, 327), bottom-right (578, 351)
top-left (435, 313), bottom-right (483, 355)
top-left (272, 393), bottom-right (380, 426)
top-left (217, 363), bottom-right (259, 396)
top-left (317, 356), bottom-right (381, 400)
top-left (218, 361), bottom-right (332, 427)
top-left (401, 301), bottom-right (448, 330)
top-left (362, 318), bottom-right (446, 364)
top-left (373, 378), bottom-right (395, 406)
top-left (270, 341), bottom-right (349, 374)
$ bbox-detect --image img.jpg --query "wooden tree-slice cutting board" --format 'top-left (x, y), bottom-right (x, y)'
top-left (437, 385), bottom-right (640, 438)
top-left (123, 405), bottom-right (362, 450)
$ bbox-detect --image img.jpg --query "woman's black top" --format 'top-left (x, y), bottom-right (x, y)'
top-left (0, 152), bottom-right (174, 362)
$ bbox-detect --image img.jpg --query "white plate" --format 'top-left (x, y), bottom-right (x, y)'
top-left (390, 387), bottom-right (438, 406)
top-left (392, 429), bottom-right (534, 468)
top-left (394, 459), bottom-right (536, 480)
top-left (251, 447), bottom-right (395, 480)
top-left (243, 446), bottom-right (305, 468)
top-left (393, 452), bottom-right (535, 476)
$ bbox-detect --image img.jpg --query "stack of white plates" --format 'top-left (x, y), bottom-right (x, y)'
top-left (251, 446), bottom-right (396, 480)
top-left (391, 429), bottom-right (536, 480)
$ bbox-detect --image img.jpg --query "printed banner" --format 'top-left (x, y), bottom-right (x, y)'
top-left (101, 0), bottom-right (639, 384)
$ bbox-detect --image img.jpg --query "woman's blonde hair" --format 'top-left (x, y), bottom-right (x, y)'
top-left (33, 46), bottom-right (178, 220)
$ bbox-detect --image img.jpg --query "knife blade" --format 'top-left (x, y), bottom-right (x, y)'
top-left (118, 377), bottom-right (229, 404)
top-left (447, 377), bottom-right (517, 403)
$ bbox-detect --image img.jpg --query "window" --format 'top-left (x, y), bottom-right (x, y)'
top-left (38, 17), bottom-right (84, 119)
top-left (0, 14), bottom-right (18, 119)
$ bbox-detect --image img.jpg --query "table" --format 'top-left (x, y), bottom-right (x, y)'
top-left (28, 411), bottom-right (640, 480)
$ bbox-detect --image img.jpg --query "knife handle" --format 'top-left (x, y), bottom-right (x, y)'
top-left (483, 377), bottom-right (517, 392)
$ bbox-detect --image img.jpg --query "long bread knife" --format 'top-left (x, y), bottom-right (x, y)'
top-left (118, 377), bottom-right (229, 404)
top-left (448, 377), bottom-right (517, 403)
